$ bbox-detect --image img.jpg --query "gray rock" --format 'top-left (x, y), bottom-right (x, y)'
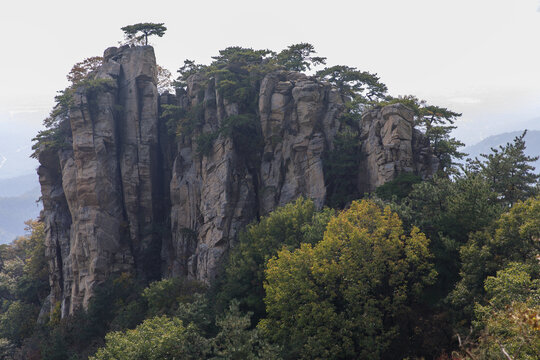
top-left (38, 47), bottom-right (438, 317)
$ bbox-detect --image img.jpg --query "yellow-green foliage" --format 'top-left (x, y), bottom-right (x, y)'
top-left (451, 197), bottom-right (540, 315)
top-left (461, 263), bottom-right (540, 359)
top-left (0, 221), bottom-right (48, 344)
top-left (260, 200), bottom-right (436, 359)
top-left (215, 197), bottom-right (334, 321)
top-left (470, 302), bottom-right (540, 360)
top-left (90, 316), bottom-right (205, 360)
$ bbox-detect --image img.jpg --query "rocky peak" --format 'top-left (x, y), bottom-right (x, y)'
top-left (37, 45), bottom-right (437, 317)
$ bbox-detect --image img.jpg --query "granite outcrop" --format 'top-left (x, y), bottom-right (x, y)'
top-left (37, 45), bottom-right (438, 316)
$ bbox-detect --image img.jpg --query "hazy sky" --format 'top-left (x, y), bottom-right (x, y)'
top-left (1, 0), bottom-right (539, 147)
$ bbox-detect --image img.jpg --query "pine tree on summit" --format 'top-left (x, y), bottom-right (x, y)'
top-left (121, 23), bottom-right (167, 46)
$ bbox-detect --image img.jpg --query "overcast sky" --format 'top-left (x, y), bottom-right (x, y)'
top-left (1, 0), bottom-right (539, 148)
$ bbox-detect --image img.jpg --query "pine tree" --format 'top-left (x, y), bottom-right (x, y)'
top-left (473, 130), bottom-right (539, 206)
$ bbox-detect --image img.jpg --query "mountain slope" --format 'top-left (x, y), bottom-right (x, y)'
top-left (463, 130), bottom-right (540, 172)
top-left (0, 187), bottom-right (42, 243)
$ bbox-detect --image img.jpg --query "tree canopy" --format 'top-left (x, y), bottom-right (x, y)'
top-left (214, 198), bottom-right (333, 322)
top-left (120, 22), bottom-right (167, 46)
top-left (66, 56), bottom-right (103, 85)
top-left (260, 200), bottom-right (437, 359)
top-left (471, 130), bottom-right (539, 206)
top-left (316, 65), bottom-right (388, 103)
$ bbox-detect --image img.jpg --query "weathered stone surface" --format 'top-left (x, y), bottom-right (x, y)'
top-left (258, 71), bottom-right (342, 214)
top-left (166, 76), bottom-right (257, 282)
top-left (358, 104), bottom-right (438, 192)
top-left (38, 46), bottom-right (159, 315)
top-left (38, 46), bottom-right (438, 317)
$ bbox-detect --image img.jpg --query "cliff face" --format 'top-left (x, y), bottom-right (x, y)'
top-left (37, 46), bottom-right (438, 316)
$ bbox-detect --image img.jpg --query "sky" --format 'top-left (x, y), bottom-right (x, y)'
top-left (0, 0), bottom-right (539, 177)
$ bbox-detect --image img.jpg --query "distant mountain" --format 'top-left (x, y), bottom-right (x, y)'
top-left (462, 130), bottom-right (540, 172)
top-left (0, 187), bottom-right (42, 244)
top-left (0, 110), bottom-right (42, 179)
top-left (0, 173), bottom-right (40, 197)
top-left (0, 111), bottom-right (43, 243)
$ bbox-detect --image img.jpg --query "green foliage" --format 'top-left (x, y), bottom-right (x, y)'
top-left (221, 114), bottom-right (263, 160)
top-left (323, 127), bottom-right (362, 208)
top-left (31, 126), bottom-right (69, 159)
top-left (31, 87), bottom-right (75, 159)
top-left (162, 102), bottom-right (205, 139)
top-left (212, 300), bottom-right (281, 360)
top-left (14, 221), bottom-right (49, 305)
top-left (214, 198), bottom-right (334, 323)
top-left (392, 172), bottom-right (502, 300)
top-left (120, 22), bottom-right (167, 46)
top-left (67, 56), bottom-right (103, 85)
top-left (314, 65), bottom-right (390, 202)
top-left (375, 172), bottom-right (422, 201)
top-left (0, 220), bottom-right (48, 347)
top-left (39, 328), bottom-right (71, 360)
top-left (91, 298), bottom-right (280, 360)
top-left (16, 274), bottom-right (208, 359)
top-left (481, 262), bottom-right (539, 311)
top-left (48, 88), bottom-right (76, 122)
top-left (78, 78), bottom-right (116, 113)
top-left (32, 72), bottom-right (114, 159)
top-left (83, 274), bottom-right (140, 336)
top-left (397, 171), bottom-right (500, 245)
top-left (175, 293), bottom-right (213, 335)
top-left (207, 47), bottom-right (274, 109)
top-left (275, 43), bottom-right (326, 72)
top-left (466, 302), bottom-right (540, 360)
top-left (175, 59), bottom-right (207, 89)
top-left (21, 274), bottom-right (145, 359)
top-left (471, 130), bottom-right (539, 206)
top-left (0, 301), bottom-right (38, 344)
top-left (450, 197), bottom-right (540, 319)
top-left (316, 65), bottom-right (388, 103)
top-left (194, 113), bottom-right (263, 159)
top-left (196, 131), bottom-right (220, 157)
top-left (175, 43), bottom-right (331, 159)
top-left (260, 200), bottom-right (436, 359)
top-left (161, 103), bottom-right (186, 135)
top-left (142, 277), bottom-right (206, 317)
top-left (91, 316), bottom-right (207, 360)
top-left (455, 263), bottom-right (540, 359)
top-left (0, 338), bottom-right (16, 359)
top-left (0, 221), bottom-right (48, 306)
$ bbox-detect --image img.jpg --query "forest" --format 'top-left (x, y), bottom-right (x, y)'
top-left (0, 35), bottom-right (539, 359)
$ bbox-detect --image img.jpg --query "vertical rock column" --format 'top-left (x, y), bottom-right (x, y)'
top-left (258, 71), bottom-right (344, 214)
top-left (115, 46), bottom-right (161, 280)
top-left (38, 45), bottom-right (163, 316)
top-left (166, 77), bottom-right (257, 282)
top-left (358, 103), bottom-right (438, 193)
top-left (38, 147), bottom-right (72, 318)
top-left (62, 59), bottom-right (134, 313)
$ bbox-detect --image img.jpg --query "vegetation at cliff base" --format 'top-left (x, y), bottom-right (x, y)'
top-left (261, 200), bottom-right (436, 359)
